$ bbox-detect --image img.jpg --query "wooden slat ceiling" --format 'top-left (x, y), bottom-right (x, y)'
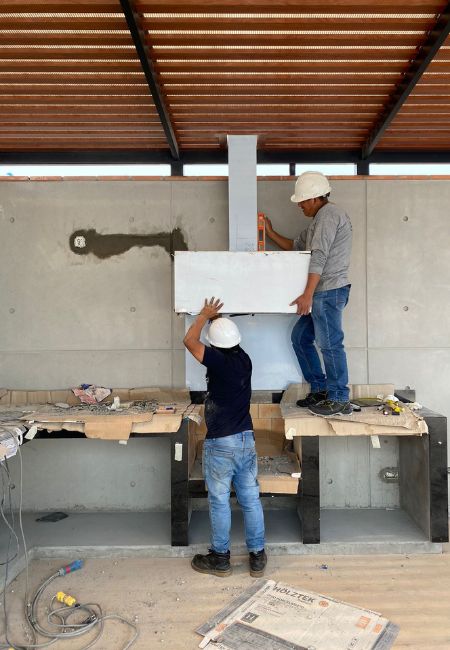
top-left (1, 0), bottom-right (450, 156)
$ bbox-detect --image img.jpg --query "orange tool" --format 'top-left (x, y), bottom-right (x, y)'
top-left (257, 212), bottom-right (266, 251)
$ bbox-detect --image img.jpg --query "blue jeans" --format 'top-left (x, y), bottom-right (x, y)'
top-left (203, 431), bottom-right (265, 554)
top-left (291, 285), bottom-right (350, 402)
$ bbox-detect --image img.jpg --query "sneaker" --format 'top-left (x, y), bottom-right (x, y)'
top-left (308, 399), bottom-right (353, 417)
top-left (249, 549), bottom-right (267, 577)
top-left (191, 549), bottom-right (232, 577)
top-left (296, 390), bottom-right (328, 408)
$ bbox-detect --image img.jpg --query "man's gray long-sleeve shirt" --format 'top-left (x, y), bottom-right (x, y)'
top-left (293, 202), bottom-right (352, 292)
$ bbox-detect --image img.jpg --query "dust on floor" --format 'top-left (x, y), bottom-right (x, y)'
top-left (2, 551), bottom-right (450, 650)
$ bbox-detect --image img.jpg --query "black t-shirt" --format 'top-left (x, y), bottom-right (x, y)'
top-left (201, 345), bottom-right (253, 439)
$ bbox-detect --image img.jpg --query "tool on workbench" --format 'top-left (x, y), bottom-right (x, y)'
top-left (257, 212), bottom-right (266, 251)
top-left (384, 399), bottom-right (404, 415)
top-left (376, 395), bottom-right (405, 416)
top-left (156, 404), bottom-right (177, 414)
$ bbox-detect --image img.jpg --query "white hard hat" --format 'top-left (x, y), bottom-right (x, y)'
top-left (290, 171), bottom-right (331, 203)
top-left (206, 318), bottom-right (241, 348)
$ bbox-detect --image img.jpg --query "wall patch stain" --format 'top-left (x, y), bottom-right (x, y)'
top-left (69, 228), bottom-right (188, 259)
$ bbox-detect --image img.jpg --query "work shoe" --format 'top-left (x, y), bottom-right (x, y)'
top-left (191, 549), bottom-right (232, 577)
top-left (308, 399), bottom-right (353, 417)
top-left (249, 550), bottom-right (267, 578)
top-left (296, 390), bottom-right (328, 408)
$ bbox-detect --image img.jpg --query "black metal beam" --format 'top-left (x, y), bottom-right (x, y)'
top-left (119, 0), bottom-right (179, 160)
top-left (356, 160), bottom-right (370, 175)
top-left (2, 149), bottom-right (450, 166)
top-left (362, 4), bottom-right (450, 159)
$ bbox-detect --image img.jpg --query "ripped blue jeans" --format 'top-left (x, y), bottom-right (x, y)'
top-left (203, 431), bottom-right (265, 554)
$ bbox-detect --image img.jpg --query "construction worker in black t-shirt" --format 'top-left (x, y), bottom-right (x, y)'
top-left (183, 297), bottom-right (266, 578)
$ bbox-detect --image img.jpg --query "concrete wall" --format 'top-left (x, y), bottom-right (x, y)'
top-left (1, 178), bottom-right (449, 510)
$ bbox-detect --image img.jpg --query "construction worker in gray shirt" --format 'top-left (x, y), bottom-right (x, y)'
top-left (265, 171), bottom-right (353, 417)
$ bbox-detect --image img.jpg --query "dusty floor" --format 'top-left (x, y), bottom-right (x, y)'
top-left (2, 550), bottom-right (450, 650)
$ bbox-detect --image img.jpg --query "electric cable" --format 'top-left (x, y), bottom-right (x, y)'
top-left (0, 461), bottom-right (19, 566)
top-left (0, 435), bottom-right (139, 650)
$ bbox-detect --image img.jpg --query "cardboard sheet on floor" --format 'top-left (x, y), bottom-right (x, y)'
top-left (282, 383), bottom-right (428, 437)
top-left (197, 579), bottom-right (399, 650)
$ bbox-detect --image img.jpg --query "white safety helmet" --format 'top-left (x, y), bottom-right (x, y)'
top-left (290, 171), bottom-right (331, 203)
top-left (206, 318), bottom-right (241, 348)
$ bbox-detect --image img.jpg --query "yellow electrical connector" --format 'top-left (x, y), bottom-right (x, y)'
top-left (384, 399), bottom-right (404, 415)
top-left (56, 591), bottom-right (77, 607)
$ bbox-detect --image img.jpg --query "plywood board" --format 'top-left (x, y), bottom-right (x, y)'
top-left (174, 251), bottom-right (310, 314)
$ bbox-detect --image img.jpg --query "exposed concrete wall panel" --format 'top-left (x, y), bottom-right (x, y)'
top-left (0, 181), bottom-right (173, 353)
top-left (1, 178), bottom-right (448, 510)
top-left (369, 348), bottom-right (450, 424)
top-left (9, 439), bottom-right (170, 512)
top-left (171, 181), bottom-right (228, 251)
top-left (367, 180), bottom-right (450, 349)
top-left (0, 350), bottom-right (172, 389)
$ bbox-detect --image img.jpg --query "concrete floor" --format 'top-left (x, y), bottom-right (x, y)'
top-left (0, 507), bottom-right (438, 567)
top-left (3, 549), bottom-right (450, 650)
top-left (0, 506), bottom-right (441, 600)
top-left (1, 508), bottom-right (445, 648)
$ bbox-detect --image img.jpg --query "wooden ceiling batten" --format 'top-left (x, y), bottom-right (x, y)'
top-left (0, 0), bottom-right (449, 157)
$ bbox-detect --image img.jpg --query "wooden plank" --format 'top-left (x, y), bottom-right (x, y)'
top-left (0, 83), bottom-right (152, 96)
top-left (0, 62), bottom-right (143, 72)
top-left (171, 118), bottom-right (375, 125)
top-left (0, 74), bottom-right (147, 84)
top-left (0, 141), bottom-right (171, 149)
top-left (0, 94), bottom-right (154, 103)
top-left (156, 61), bottom-right (408, 72)
top-left (0, 48), bottom-right (139, 60)
top-left (0, 34), bottom-right (133, 45)
top-left (143, 17), bottom-right (436, 30)
top-left (0, 1), bottom-right (120, 10)
top-left (0, 117), bottom-right (160, 124)
top-left (170, 106), bottom-right (379, 114)
top-left (158, 73), bottom-right (401, 84)
top-left (0, 106), bottom-right (157, 115)
top-left (175, 128), bottom-right (369, 136)
top-left (154, 47), bottom-right (418, 60)
top-left (148, 34), bottom-right (424, 46)
top-left (0, 18), bottom-right (129, 30)
top-left (0, 128), bottom-right (164, 135)
top-left (139, 0), bottom-right (445, 10)
top-left (166, 95), bottom-right (387, 104)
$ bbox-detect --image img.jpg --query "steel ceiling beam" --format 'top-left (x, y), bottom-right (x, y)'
top-left (362, 3), bottom-right (450, 159)
top-left (119, 0), bottom-right (179, 159)
top-left (3, 150), bottom-right (450, 166)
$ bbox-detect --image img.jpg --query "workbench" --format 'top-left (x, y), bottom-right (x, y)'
top-left (1, 386), bottom-right (447, 549)
top-left (281, 386), bottom-right (448, 545)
